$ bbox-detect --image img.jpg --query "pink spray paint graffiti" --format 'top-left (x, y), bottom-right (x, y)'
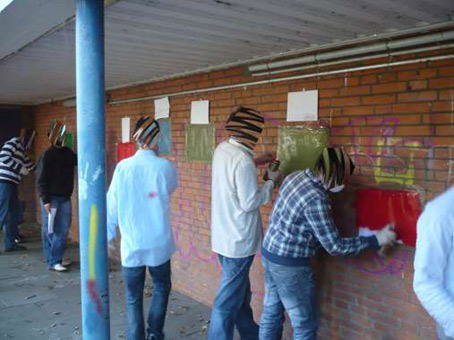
top-left (349, 248), bottom-right (412, 277)
top-left (173, 157), bottom-right (220, 271)
top-left (148, 191), bottom-right (158, 199)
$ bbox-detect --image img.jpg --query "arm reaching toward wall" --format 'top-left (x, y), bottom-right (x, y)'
top-left (254, 152), bottom-right (275, 167)
top-left (235, 159), bottom-right (273, 212)
top-left (306, 196), bottom-right (380, 256)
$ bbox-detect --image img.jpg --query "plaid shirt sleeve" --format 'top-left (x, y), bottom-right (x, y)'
top-left (305, 195), bottom-right (372, 256)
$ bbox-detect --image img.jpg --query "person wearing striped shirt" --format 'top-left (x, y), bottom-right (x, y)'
top-left (0, 129), bottom-right (35, 252)
top-left (259, 148), bottom-right (396, 340)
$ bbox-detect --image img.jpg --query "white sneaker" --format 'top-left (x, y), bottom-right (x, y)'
top-left (51, 264), bottom-right (67, 272)
top-left (62, 259), bottom-right (72, 267)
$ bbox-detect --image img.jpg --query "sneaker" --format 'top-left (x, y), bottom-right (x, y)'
top-left (14, 235), bottom-right (26, 244)
top-left (62, 259), bottom-right (72, 267)
top-left (50, 264), bottom-right (67, 272)
top-left (4, 245), bottom-right (27, 252)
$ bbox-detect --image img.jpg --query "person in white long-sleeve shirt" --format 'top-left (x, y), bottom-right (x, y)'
top-left (209, 106), bottom-right (282, 340)
top-left (414, 186), bottom-right (454, 340)
top-left (107, 117), bottom-right (178, 340)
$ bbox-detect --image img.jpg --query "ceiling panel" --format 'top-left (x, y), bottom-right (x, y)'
top-left (0, 0), bottom-right (452, 104)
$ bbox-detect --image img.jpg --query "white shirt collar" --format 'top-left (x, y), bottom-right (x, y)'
top-left (228, 137), bottom-right (254, 156)
top-left (136, 149), bottom-right (156, 157)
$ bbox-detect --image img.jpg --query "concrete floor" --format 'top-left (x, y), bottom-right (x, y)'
top-left (0, 224), bottom-right (212, 340)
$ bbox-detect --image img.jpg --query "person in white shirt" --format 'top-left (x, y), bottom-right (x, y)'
top-left (107, 117), bottom-right (178, 340)
top-left (414, 186), bottom-right (454, 340)
top-left (209, 106), bottom-right (282, 340)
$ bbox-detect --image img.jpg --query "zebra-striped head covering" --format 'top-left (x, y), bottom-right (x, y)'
top-left (133, 116), bottom-right (160, 148)
top-left (47, 120), bottom-right (67, 146)
top-left (315, 147), bottom-right (355, 193)
top-left (225, 106), bottom-right (264, 150)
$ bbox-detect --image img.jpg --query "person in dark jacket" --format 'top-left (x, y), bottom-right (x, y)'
top-left (37, 121), bottom-right (77, 272)
top-left (0, 129), bottom-right (35, 252)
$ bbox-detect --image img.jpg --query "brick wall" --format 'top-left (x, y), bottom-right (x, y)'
top-left (32, 46), bottom-right (454, 339)
top-left (20, 107), bottom-right (37, 223)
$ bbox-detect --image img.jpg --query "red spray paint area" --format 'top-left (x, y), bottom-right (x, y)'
top-left (117, 142), bottom-right (136, 162)
top-left (355, 188), bottom-right (422, 246)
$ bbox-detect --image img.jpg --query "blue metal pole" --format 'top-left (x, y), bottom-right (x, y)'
top-left (76, 0), bottom-right (110, 338)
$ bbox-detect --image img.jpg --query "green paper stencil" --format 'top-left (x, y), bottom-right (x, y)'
top-left (277, 126), bottom-right (329, 176)
top-left (186, 124), bottom-right (215, 163)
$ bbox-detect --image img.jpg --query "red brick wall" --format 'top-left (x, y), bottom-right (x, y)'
top-left (20, 107), bottom-right (37, 223)
top-left (33, 47), bottom-right (454, 339)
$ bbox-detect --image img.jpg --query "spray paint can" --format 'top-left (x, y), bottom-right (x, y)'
top-left (377, 223), bottom-right (395, 257)
top-left (263, 159), bottom-right (280, 181)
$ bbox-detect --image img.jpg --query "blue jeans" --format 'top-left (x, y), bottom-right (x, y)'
top-left (259, 257), bottom-right (318, 340)
top-left (0, 181), bottom-right (19, 251)
top-left (208, 254), bottom-right (259, 340)
top-left (41, 197), bottom-right (72, 267)
top-left (123, 260), bottom-right (172, 340)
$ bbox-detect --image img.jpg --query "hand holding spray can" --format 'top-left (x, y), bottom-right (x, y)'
top-left (377, 223), bottom-right (396, 257)
top-left (263, 159), bottom-right (280, 181)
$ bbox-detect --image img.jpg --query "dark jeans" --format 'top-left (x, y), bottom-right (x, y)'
top-left (259, 257), bottom-right (318, 340)
top-left (41, 197), bottom-right (72, 267)
top-left (123, 260), bottom-right (172, 340)
top-left (208, 254), bottom-right (259, 340)
top-left (0, 181), bottom-right (19, 251)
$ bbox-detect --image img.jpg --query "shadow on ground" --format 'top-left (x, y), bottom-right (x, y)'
top-left (0, 224), bottom-right (212, 339)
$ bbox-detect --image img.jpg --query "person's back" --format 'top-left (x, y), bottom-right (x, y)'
top-left (259, 148), bottom-right (395, 340)
top-left (208, 106), bottom-right (281, 340)
top-left (107, 117), bottom-right (178, 340)
top-left (38, 145), bottom-right (77, 202)
top-left (414, 186), bottom-right (454, 339)
top-left (37, 122), bottom-right (76, 272)
top-left (0, 136), bottom-right (34, 185)
top-left (211, 139), bottom-right (270, 258)
top-left (0, 130), bottom-right (35, 252)
top-left (108, 149), bottom-right (177, 266)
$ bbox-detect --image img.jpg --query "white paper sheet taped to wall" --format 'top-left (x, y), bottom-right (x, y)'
top-left (121, 117), bottom-right (130, 143)
top-left (154, 97), bottom-right (170, 119)
top-left (286, 90), bottom-right (318, 122)
top-left (191, 100), bottom-right (210, 124)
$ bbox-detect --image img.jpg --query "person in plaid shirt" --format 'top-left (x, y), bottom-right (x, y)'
top-left (259, 148), bottom-right (396, 340)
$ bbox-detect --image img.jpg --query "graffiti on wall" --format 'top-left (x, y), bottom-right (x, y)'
top-left (159, 93), bottom-right (454, 288)
top-left (86, 204), bottom-right (103, 316)
top-left (348, 247), bottom-right (412, 277)
top-left (374, 139), bottom-right (421, 186)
